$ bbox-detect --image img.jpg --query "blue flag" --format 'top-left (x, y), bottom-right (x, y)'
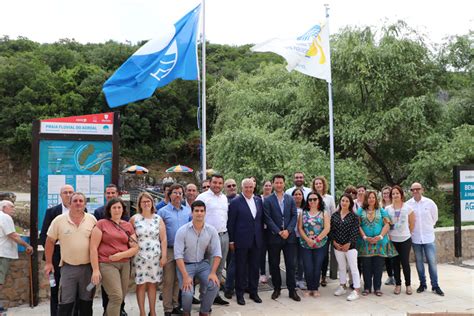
top-left (103, 4), bottom-right (201, 108)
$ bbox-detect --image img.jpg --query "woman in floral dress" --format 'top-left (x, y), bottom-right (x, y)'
top-left (297, 191), bottom-right (330, 297)
top-left (130, 192), bottom-right (167, 316)
top-left (356, 190), bottom-right (397, 296)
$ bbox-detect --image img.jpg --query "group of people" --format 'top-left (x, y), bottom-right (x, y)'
top-left (0, 171), bottom-right (445, 316)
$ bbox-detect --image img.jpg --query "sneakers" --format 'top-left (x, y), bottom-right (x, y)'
top-left (347, 290), bottom-right (360, 301)
top-left (296, 280), bottom-right (307, 290)
top-left (334, 285), bottom-right (347, 296)
top-left (259, 275), bottom-right (268, 284)
top-left (384, 276), bottom-right (395, 285)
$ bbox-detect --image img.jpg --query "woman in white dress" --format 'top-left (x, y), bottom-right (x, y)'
top-left (130, 192), bottom-right (167, 316)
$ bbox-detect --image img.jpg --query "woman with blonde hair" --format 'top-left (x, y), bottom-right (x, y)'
top-left (130, 192), bottom-right (167, 316)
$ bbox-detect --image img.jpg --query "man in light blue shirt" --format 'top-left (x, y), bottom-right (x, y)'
top-left (158, 183), bottom-right (191, 316)
top-left (174, 200), bottom-right (221, 316)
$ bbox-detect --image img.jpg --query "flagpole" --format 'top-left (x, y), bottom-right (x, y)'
top-left (201, 0), bottom-right (207, 181)
top-left (325, 4), bottom-right (335, 199)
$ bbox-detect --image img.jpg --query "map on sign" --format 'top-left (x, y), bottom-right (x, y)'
top-left (38, 140), bottom-right (112, 229)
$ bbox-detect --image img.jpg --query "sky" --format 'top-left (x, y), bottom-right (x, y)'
top-left (1, 0), bottom-right (472, 46)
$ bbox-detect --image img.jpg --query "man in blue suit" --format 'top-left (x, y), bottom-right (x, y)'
top-left (228, 178), bottom-right (264, 306)
top-left (263, 174), bottom-right (301, 302)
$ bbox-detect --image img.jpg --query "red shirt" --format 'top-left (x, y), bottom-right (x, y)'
top-left (96, 219), bottom-right (135, 263)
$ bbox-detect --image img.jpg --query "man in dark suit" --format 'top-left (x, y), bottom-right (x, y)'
top-left (228, 178), bottom-right (264, 305)
top-left (39, 184), bottom-right (74, 316)
top-left (263, 174), bottom-right (301, 302)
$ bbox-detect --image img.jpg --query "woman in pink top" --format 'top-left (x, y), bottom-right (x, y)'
top-left (90, 197), bottom-right (139, 316)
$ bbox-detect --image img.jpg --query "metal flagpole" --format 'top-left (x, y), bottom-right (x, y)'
top-left (325, 4), bottom-right (335, 199)
top-left (201, 0), bottom-right (207, 181)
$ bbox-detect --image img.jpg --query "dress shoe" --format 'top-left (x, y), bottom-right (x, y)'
top-left (164, 313), bottom-right (171, 316)
top-left (213, 295), bottom-right (230, 306)
top-left (432, 287), bottom-right (445, 296)
top-left (249, 294), bottom-right (262, 303)
top-left (192, 296), bottom-right (201, 304)
top-left (183, 313), bottom-right (191, 316)
top-left (289, 290), bottom-right (301, 302)
top-left (271, 289), bottom-right (281, 300)
top-left (224, 290), bottom-right (234, 299)
top-left (237, 296), bottom-right (246, 305)
top-left (416, 285), bottom-right (427, 293)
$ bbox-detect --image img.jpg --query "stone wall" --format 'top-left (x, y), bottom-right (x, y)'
top-left (430, 225), bottom-right (474, 263)
top-left (0, 251), bottom-right (49, 308)
top-left (2, 226), bottom-right (474, 307)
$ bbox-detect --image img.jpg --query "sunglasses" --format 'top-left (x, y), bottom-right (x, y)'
top-left (308, 198), bottom-right (319, 202)
top-left (410, 188), bottom-right (421, 192)
top-left (227, 184), bottom-right (236, 188)
top-left (202, 185), bottom-right (210, 189)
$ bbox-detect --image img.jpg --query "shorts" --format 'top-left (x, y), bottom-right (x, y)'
top-left (0, 257), bottom-right (11, 285)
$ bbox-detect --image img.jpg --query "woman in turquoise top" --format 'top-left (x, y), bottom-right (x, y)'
top-left (357, 190), bottom-right (397, 296)
top-left (298, 191), bottom-right (330, 297)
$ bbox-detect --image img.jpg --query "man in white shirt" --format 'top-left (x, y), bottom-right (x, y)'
top-left (285, 172), bottom-right (311, 199)
top-left (406, 182), bottom-right (444, 296)
top-left (0, 200), bottom-right (33, 312)
top-left (196, 174), bottom-right (229, 306)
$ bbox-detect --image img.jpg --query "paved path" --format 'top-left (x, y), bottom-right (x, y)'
top-left (7, 261), bottom-right (474, 315)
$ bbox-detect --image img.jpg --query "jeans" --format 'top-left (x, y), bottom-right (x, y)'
top-left (392, 238), bottom-right (412, 286)
top-left (295, 240), bottom-right (304, 282)
top-left (361, 256), bottom-right (384, 292)
top-left (412, 242), bottom-right (439, 288)
top-left (301, 244), bottom-right (327, 291)
top-left (177, 261), bottom-right (219, 313)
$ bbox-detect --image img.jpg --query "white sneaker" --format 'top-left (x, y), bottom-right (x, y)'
top-left (347, 290), bottom-right (360, 301)
top-left (296, 280), bottom-right (307, 290)
top-left (259, 275), bottom-right (268, 284)
top-left (334, 285), bottom-right (347, 296)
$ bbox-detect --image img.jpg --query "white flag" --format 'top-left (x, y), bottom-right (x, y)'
top-left (251, 23), bottom-right (331, 83)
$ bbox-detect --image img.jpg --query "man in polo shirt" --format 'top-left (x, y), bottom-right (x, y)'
top-left (196, 174), bottom-right (229, 306)
top-left (44, 192), bottom-right (97, 315)
top-left (406, 182), bottom-right (445, 296)
top-left (158, 183), bottom-right (191, 316)
top-left (174, 200), bottom-right (221, 316)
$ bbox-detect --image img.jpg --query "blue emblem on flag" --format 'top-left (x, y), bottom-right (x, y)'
top-left (103, 4), bottom-right (201, 108)
top-left (297, 25), bottom-right (322, 41)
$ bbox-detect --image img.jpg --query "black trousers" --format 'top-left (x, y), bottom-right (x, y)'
top-left (385, 257), bottom-right (394, 277)
top-left (361, 256), bottom-right (385, 292)
top-left (268, 240), bottom-right (297, 291)
top-left (235, 241), bottom-right (260, 297)
top-left (392, 238), bottom-right (412, 286)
